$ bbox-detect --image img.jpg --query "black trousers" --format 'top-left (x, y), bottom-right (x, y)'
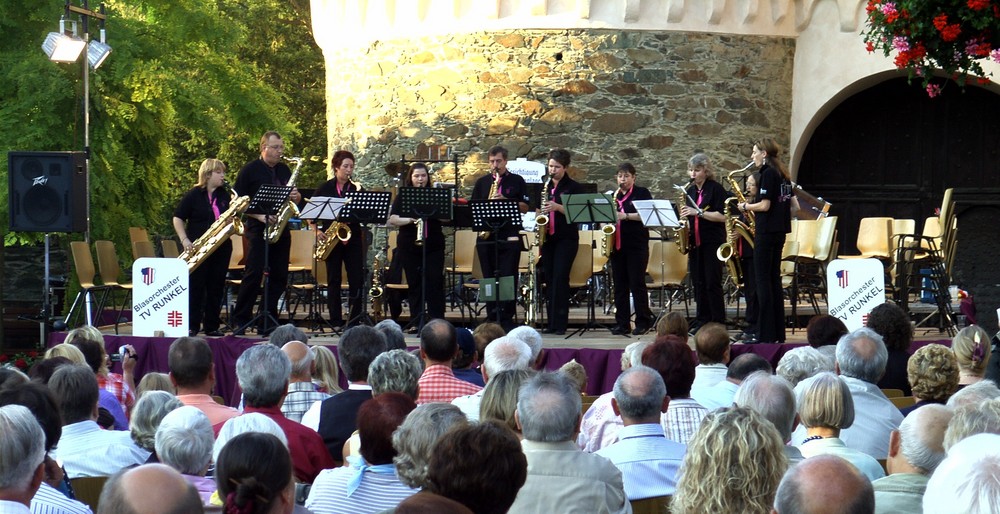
top-left (189, 242), bottom-right (232, 333)
top-left (754, 231), bottom-right (786, 343)
top-left (385, 247), bottom-right (404, 320)
top-left (232, 229), bottom-right (290, 328)
top-left (476, 239), bottom-right (521, 326)
top-left (401, 243), bottom-right (446, 320)
top-left (325, 236), bottom-right (365, 325)
top-left (611, 245), bottom-right (654, 330)
top-left (689, 242), bottom-right (726, 324)
top-left (741, 255), bottom-right (758, 329)
top-left (541, 237), bottom-right (577, 332)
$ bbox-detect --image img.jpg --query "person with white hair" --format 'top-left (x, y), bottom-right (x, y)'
top-left (507, 325), bottom-right (543, 368)
top-left (872, 404), bottom-right (952, 514)
top-left (212, 413), bottom-right (288, 464)
top-left (776, 346), bottom-right (834, 387)
top-left (0, 405), bottom-right (46, 512)
top-left (946, 378), bottom-right (1000, 408)
top-left (452, 336), bottom-right (532, 421)
top-left (943, 396), bottom-right (1000, 450)
top-left (734, 371), bottom-right (803, 464)
top-left (620, 341), bottom-right (651, 372)
top-left (281, 341), bottom-right (330, 423)
top-left (155, 406), bottom-right (217, 504)
top-left (923, 433), bottom-right (1000, 514)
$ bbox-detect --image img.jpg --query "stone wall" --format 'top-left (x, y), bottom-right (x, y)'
top-left (324, 29), bottom-right (794, 197)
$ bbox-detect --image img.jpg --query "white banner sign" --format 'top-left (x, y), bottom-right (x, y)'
top-left (131, 257), bottom-right (189, 337)
top-left (826, 258), bottom-right (886, 331)
top-left (506, 157), bottom-right (546, 184)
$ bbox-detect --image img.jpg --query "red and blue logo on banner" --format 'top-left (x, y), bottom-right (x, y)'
top-left (141, 267), bottom-right (155, 285)
top-left (836, 270), bottom-right (849, 288)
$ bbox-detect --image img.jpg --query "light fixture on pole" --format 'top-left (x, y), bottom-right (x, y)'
top-left (41, 17), bottom-right (86, 63)
top-left (88, 28), bottom-right (111, 69)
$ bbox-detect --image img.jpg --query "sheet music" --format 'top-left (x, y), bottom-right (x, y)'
top-left (633, 199), bottom-right (680, 228)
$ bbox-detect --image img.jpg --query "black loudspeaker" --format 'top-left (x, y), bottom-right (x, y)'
top-left (8, 151), bottom-right (87, 233)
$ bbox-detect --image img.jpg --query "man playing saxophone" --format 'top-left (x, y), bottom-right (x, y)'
top-left (679, 153), bottom-right (728, 332)
top-left (388, 162), bottom-right (445, 323)
top-left (313, 150), bottom-right (364, 328)
top-left (609, 163), bottom-right (655, 336)
top-left (538, 148), bottom-right (581, 335)
top-left (231, 131), bottom-right (301, 336)
top-left (172, 158), bottom-right (234, 337)
top-left (471, 145), bottom-right (529, 330)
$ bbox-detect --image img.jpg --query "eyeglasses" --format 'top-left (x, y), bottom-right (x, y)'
top-left (266, 144), bottom-right (285, 151)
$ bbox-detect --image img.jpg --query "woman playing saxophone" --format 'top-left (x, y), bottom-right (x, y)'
top-left (609, 163), bottom-right (654, 336)
top-left (538, 148), bottom-right (582, 335)
top-left (172, 158), bottom-right (234, 337)
top-left (388, 162), bottom-right (446, 322)
top-left (735, 172), bottom-right (760, 343)
top-left (680, 153), bottom-right (728, 331)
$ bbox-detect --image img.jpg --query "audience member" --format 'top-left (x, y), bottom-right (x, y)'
top-left (557, 359), bottom-right (588, 394)
top-left (281, 341), bottom-right (330, 422)
top-left (416, 319), bottom-right (481, 404)
top-left (0, 405), bottom-right (45, 512)
top-left (215, 433), bottom-right (295, 514)
top-left (595, 366), bottom-right (684, 499)
top-left (922, 433), bottom-right (1000, 514)
top-left (303, 325), bottom-right (384, 465)
top-left (392, 404), bottom-right (469, 489)
top-left (43, 343), bottom-right (87, 363)
top-left (772, 455), bottom-right (875, 514)
top-left (508, 372), bottom-right (629, 514)
top-left (369, 349), bottom-right (423, 400)
top-left (213, 413), bottom-right (288, 464)
top-left (269, 323), bottom-right (309, 348)
top-left (673, 406), bottom-right (786, 514)
top-left (306, 393), bottom-right (418, 513)
top-left (806, 314), bottom-right (848, 362)
top-left (471, 322), bottom-right (505, 366)
top-left (693, 352), bottom-right (771, 411)
top-left (655, 311), bottom-right (689, 339)
top-left (452, 336), bottom-right (531, 421)
top-left (507, 325), bottom-right (543, 368)
top-left (946, 378), bottom-right (1000, 408)
top-left (375, 319), bottom-right (407, 351)
top-left (137, 372), bottom-right (175, 396)
top-left (32, 354), bottom-right (129, 432)
top-left (452, 327), bottom-right (485, 387)
top-left (690, 322), bottom-right (730, 393)
top-left (97, 464), bottom-right (204, 514)
top-left (776, 346), bottom-right (833, 387)
top-left (866, 302), bottom-right (914, 395)
top-left (793, 328), bottom-right (902, 460)
top-left (426, 421), bottom-right (528, 514)
top-left (155, 406), bottom-right (216, 504)
top-left (952, 325), bottom-right (992, 387)
top-left (235, 344), bottom-right (333, 483)
top-left (620, 341), bottom-right (651, 372)
top-left (396, 492), bottom-right (472, 514)
top-left (168, 336), bottom-right (240, 427)
top-left (0, 383), bottom-right (91, 514)
top-left (735, 372), bottom-right (803, 463)
top-left (872, 404), bottom-right (952, 514)
top-left (49, 364), bottom-right (148, 477)
top-left (902, 343), bottom-right (959, 416)
top-left (794, 372), bottom-right (885, 481)
top-left (129, 390), bottom-right (183, 459)
top-left (943, 396), bottom-right (1000, 450)
top-left (479, 369), bottom-right (535, 436)
top-left (67, 326), bottom-right (137, 415)
top-left (312, 345), bottom-right (343, 394)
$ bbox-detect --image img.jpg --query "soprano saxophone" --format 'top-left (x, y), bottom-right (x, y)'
top-left (264, 156), bottom-right (304, 243)
top-left (478, 173), bottom-right (499, 240)
top-left (672, 182), bottom-right (694, 255)
top-left (535, 175), bottom-right (552, 247)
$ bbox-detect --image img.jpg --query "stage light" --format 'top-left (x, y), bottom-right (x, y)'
top-left (42, 19), bottom-right (85, 63)
top-left (87, 29), bottom-right (111, 69)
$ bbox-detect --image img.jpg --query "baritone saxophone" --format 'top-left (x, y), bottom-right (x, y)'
top-left (264, 156), bottom-right (304, 243)
top-left (180, 181), bottom-right (249, 272)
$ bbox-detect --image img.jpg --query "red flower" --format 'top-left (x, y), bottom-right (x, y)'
top-left (27, 351), bottom-right (38, 358)
top-left (933, 14), bottom-right (949, 30)
top-left (0, 354), bottom-right (7, 363)
top-left (942, 24), bottom-right (962, 42)
top-left (867, 0), bottom-right (878, 14)
top-left (968, 0), bottom-right (990, 11)
top-left (886, 10), bottom-right (900, 23)
top-left (15, 359), bottom-right (27, 369)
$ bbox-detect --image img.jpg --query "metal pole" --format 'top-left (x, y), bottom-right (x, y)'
top-left (82, 0), bottom-right (91, 243)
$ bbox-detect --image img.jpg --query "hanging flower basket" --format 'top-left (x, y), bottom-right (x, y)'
top-left (862, 0), bottom-right (1000, 96)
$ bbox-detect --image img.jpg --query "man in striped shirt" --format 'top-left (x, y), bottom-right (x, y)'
top-left (416, 319), bottom-right (482, 405)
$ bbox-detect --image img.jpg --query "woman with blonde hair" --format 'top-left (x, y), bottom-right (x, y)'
top-left (673, 406), bottom-right (787, 514)
top-left (66, 326), bottom-right (137, 416)
top-left (311, 345), bottom-right (342, 394)
top-left (44, 343), bottom-right (87, 364)
top-left (903, 343), bottom-right (959, 416)
top-left (952, 325), bottom-right (991, 387)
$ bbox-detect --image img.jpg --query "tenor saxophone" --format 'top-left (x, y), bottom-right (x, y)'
top-left (264, 156), bottom-right (304, 243)
top-left (180, 181), bottom-right (249, 272)
top-left (535, 175), bottom-right (552, 247)
top-left (673, 182), bottom-right (693, 255)
top-left (478, 173), bottom-right (499, 240)
top-left (717, 197), bottom-right (745, 289)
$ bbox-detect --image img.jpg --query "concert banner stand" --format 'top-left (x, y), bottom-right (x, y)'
top-left (341, 190), bottom-right (392, 327)
top-left (398, 186), bottom-right (453, 332)
top-left (298, 196), bottom-right (350, 333)
top-left (562, 193), bottom-right (617, 338)
top-left (470, 199), bottom-right (522, 324)
top-left (238, 183), bottom-right (293, 336)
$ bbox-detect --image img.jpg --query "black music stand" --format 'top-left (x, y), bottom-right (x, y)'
top-left (563, 193), bottom-right (617, 338)
top-left (341, 191), bottom-right (392, 327)
top-left (298, 196), bottom-right (350, 333)
top-left (633, 199), bottom-right (685, 319)
top-left (398, 186), bottom-right (453, 332)
top-left (470, 199), bottom-right (522, 324)
top-left (239, 183), bottom-right (293, 335)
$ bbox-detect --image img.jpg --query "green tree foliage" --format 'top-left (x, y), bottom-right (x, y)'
top-left (0, 0), bottom-right (325, 276)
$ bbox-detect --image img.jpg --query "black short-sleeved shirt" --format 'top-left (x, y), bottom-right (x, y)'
top-left (471, 171), bottom-right (529, 239)
top-left (233, 158), bottom-right (292, 232)
top-left (313, 179), bottom-right (362, 231)
top-left (685, 179), bottom-right (728, 246)
top-left (755, 164), bottom-right (792, 235)
top-left (173, 186), bottom-right (232, 241)
top-left (615, 185), bottom-right (652, 251)
top-left (545, 175), bottom-right (582, 241)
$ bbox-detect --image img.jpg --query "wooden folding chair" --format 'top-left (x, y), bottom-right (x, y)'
top-left (64, 241), bottom-right (113, 328)
top-left (647, 240), bottom-right (689, 317)
top-left (95, 240), bottom-right (133, 334)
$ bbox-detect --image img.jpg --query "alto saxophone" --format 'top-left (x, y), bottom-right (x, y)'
top-left (264, 156), bottom-right (304, 243)
top-left (478, 173), bottom-right (499, 240)
top-left (313, 180), bottom-right (359, 261)
top-left (672, 182), bottom-right (694, 255)
top-left (180, 181), bottom-right (249, 272)
top-left (535, 176), bottom-right (552, 247)
top-left (415, 218), bottom-right (425, 246)
top-left (717, 197), bottom-right (746, 289)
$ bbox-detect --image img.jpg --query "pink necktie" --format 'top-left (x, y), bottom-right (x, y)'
top-left (548, 183), bottom-right (556, 236)
top-left (694, 189), bottom-right (703, 247)
top-left (210, 193), bottom-right (220, 220)
top-left (615, 187), bottom-right (633, 250)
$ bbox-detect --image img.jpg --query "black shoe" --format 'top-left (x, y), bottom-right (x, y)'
top-left (632, 326), bottom-right (650, 336)
top-left (742, 337), bottom-right (760, 344)
top-left (610, 326), bottom-right (629, 336)
top-left (204, 330), bottom-right (225, 337)
top-left (189, 329), bottom-right (199, 337)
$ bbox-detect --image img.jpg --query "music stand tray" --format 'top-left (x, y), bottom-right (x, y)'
top-left (300, 196), bottom-right (349, 223)
top-left (469, 199), bottom-right (522, 235)
top-left (633, 200), bottom-right (680, 229)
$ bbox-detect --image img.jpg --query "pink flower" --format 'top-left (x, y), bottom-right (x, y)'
top-left (880, 2), bottom-right (897, 16)
top-left (893, 36), bottom-right (910, 52)
top-left (992, 49), bottom-right (1000, 63)
top-left (926, 84), bottom-right (942, 97)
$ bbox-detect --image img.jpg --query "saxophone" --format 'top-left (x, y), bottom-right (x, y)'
top-left (264, 156), bottom-right (304, 243)
top-left (535, 175), bottom-right (552, 247)
top-left (180, 181), bottom-right (249, 272)
top-left (369, 234), bottom-right (386, 316)
top-left (521, 232), bottom-right (539, 326)
top-left (415, 218), bottom-right (425, 246)
top-left (717, 197), bottom-right (745, 289)
top-left (601, 224), bottom-right (616, 258)
top-left (478, 173), bottom-right (499, 240)
top-left (725, 163), bottom-right (756, 245)
top-left (673, 182), bottom-right (693, 255)
top-left (313, 180), bottom-right (359, 260)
